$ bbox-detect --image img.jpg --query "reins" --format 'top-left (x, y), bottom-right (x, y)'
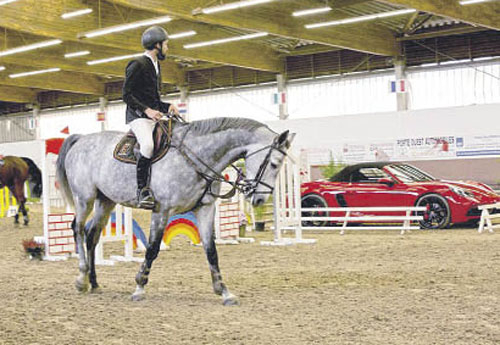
top-left (157, 116), bottom-right (287, 203)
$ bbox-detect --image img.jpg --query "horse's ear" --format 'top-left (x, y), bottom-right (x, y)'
top-left (276, 130), bottom-right (289, 146)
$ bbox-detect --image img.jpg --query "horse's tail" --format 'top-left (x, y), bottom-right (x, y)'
top-left (56, 134), bottom-right (82, 209)
top-left (21, 157), bottom-right (43, 198)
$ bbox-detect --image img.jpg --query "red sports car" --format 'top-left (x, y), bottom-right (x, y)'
top-left (301, 162), bottom-right (500, 229)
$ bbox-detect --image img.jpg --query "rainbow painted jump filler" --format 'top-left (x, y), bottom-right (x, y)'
top-left (56, 117), bottom-right (292, 305)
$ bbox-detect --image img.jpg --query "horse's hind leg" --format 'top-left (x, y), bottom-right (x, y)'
top-left (11, 181), bottom-right (29, 225)
top-left (195, 204), bottom-right (239, 306)
top-left (73, 198), bottom-right (93, 292)
top-left (132, 211), bottom-right (169, 301)
top-left (8, 184), bottom-right (20, 225)
top-left (87, 195), bottom-right (115, 292)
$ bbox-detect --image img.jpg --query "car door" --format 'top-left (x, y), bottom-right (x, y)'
top-left (342, 167), bottom-right (411, 215)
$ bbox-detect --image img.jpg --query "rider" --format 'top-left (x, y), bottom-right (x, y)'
top-left (123, 26), bottom-right (179, 209)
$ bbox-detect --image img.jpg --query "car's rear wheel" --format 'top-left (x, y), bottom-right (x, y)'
top-left (301, 194), bottom-right (328, 227)
top-left (416, 194), bottom-right (451, 229)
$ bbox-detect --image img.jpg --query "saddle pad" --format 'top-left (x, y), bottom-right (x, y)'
top-left (113, 119), bottom-right (173, 164)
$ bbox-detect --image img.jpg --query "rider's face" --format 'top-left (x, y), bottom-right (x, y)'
top-left (161, 40), bottom-right (168, 55)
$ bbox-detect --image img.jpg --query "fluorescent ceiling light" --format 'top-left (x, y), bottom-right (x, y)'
top-left (64, 50), bottom-right (90, 58)
top-left (184, 32), bottom-right (268, 49)
top-left (420, 62), bottom-right (438, 68)
top-left (473, 56), bottom-right (497, 61)
top-left (81, 16), bottom-right (172, 38)
top-left (87, 53), bottom-right (142, 65)
top-left (440, 59), bottom-right (471, 65)
top-left (293, 7), bottom-right (331, 17)
top-left (0, 39), bottom-right (63, 57)
top-left (9, 68), bottom-right (61, 78)
top-left (305, 8), bottom-right (416, 29)
top-left (201, 0), bottom-right (275, 14)
top-left (459, 0), bottom-right (495, 4)
top-left (0, 0), bottom-right (18, 5)
top-left (0, 66), bottom-right (5, 71)
top-left (61, 8), bottom-right (93, 19)
top-left (169, 30), bottom-right (197, 39)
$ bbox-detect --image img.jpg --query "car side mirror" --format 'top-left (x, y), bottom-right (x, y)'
top-left (377, 178), bottom-right (395, 187)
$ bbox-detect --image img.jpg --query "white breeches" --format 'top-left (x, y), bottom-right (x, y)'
top-left (129, 118), bottom-right (156, 159)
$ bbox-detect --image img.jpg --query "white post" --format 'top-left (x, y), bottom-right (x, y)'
top-left (124, 207), bottom-right (133, 258)
top-left (478, 209), bottom-right (486, 233)
top-left (41, 142), bottom-right (50, 257)
top-left (341, 211), bottom-right (350, 235)
top-left (402, 210), bottom-right (411, 235)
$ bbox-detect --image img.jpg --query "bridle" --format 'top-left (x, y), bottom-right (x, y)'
top-left (239, 143), bottom-right (288, 197)
top-left (161, 119), bottom-right (287, 202)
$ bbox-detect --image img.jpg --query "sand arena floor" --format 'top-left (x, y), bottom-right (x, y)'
top-left (0, 204), bottom-right (498, 345)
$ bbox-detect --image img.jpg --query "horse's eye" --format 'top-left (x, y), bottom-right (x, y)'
top-left (270, 163), bottom-right (278, 169)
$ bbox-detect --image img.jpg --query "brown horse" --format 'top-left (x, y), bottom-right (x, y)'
top-left (0, 156), bottom-right (42, 225)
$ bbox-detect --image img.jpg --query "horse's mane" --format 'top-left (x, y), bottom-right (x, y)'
top-left (182, 117), bottom-right (269, 136)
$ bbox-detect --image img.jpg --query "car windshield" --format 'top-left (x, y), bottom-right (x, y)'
top-left (385, 164), bottom-right (435, 183)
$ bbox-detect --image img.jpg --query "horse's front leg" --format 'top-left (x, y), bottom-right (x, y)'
top-left (132, 211), bottom-right (169, 301)
top-left (195, 203), bottom-right (239, 306)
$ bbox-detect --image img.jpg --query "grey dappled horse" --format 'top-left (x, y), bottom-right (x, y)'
top-left (56, 117), bottom-right (292, 305)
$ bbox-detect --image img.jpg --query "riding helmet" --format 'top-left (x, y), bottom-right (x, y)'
top-left (141, 26), bottom-right (169, 50)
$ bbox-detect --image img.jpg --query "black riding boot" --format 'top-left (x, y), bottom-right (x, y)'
top-left (137, 156), bottom-right (155, 209)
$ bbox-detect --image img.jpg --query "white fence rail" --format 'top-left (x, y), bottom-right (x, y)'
top-left (301, 206), bottom-right (426, 235)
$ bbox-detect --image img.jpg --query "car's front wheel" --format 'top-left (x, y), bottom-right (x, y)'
top-left (301, 194), bottom-right (328, 227)
top-left (416, 193), bottom-right (451, 229)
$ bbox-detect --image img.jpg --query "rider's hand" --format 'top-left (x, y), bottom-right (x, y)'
top-left (168, 104), bottom-right (180, 117)
top-left (144, 108), bottom-right (163, 121)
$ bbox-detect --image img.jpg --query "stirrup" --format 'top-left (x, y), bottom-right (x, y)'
top-left (137, 188), bottom-right (155, 210)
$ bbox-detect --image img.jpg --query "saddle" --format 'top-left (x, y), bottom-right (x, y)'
top-left (113, 119), bottom-right (173, 164)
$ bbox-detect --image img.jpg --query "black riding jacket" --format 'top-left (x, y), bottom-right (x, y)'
top-left (122, 55), bottom-right (171, 124)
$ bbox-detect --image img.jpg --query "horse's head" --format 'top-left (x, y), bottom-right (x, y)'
top-left (243, 130), bottom-right (294, 206)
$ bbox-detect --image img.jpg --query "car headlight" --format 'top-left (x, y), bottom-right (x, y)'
top-left (450, 186), bottom-right (475, 198)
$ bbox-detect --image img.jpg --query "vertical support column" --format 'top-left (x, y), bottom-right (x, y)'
top-left (179, 86), bottom-right (189, 122)
top-left (33, 104), bottom-right (41, 140)
top-left (276, 74), bottom-right (288, 120)
top-left (394, 52), bottom-right (409, 111)
top-left (99, 96), bottom-right (108, 131)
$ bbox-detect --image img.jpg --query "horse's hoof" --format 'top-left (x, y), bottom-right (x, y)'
top-left (75, 277), bottom-right (89, 293)
top-left (90, 286), bottom-right (101, 294)
top-left (131, 292), bottom-right (146, 301)
top-left (223, 296), bottom-right (240, 306)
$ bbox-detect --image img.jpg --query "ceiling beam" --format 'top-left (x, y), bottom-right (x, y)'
top-left (0, 85), bottom-right (38, 103)
top-left (0, 63), bottom-right (105, 95)
top-left (378, 0), bottom-right (500, 30)
top-left (398, 26), bottom-right (487, 41)
top-left (0, 0), bottom-right (281, 72)
top-left (107, 0), bottom-right (399, 56)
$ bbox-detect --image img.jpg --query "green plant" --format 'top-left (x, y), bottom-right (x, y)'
top-left (254, 205), bottom-right (266, 221)
top-left (320, 154), bottom-right (346, 180)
